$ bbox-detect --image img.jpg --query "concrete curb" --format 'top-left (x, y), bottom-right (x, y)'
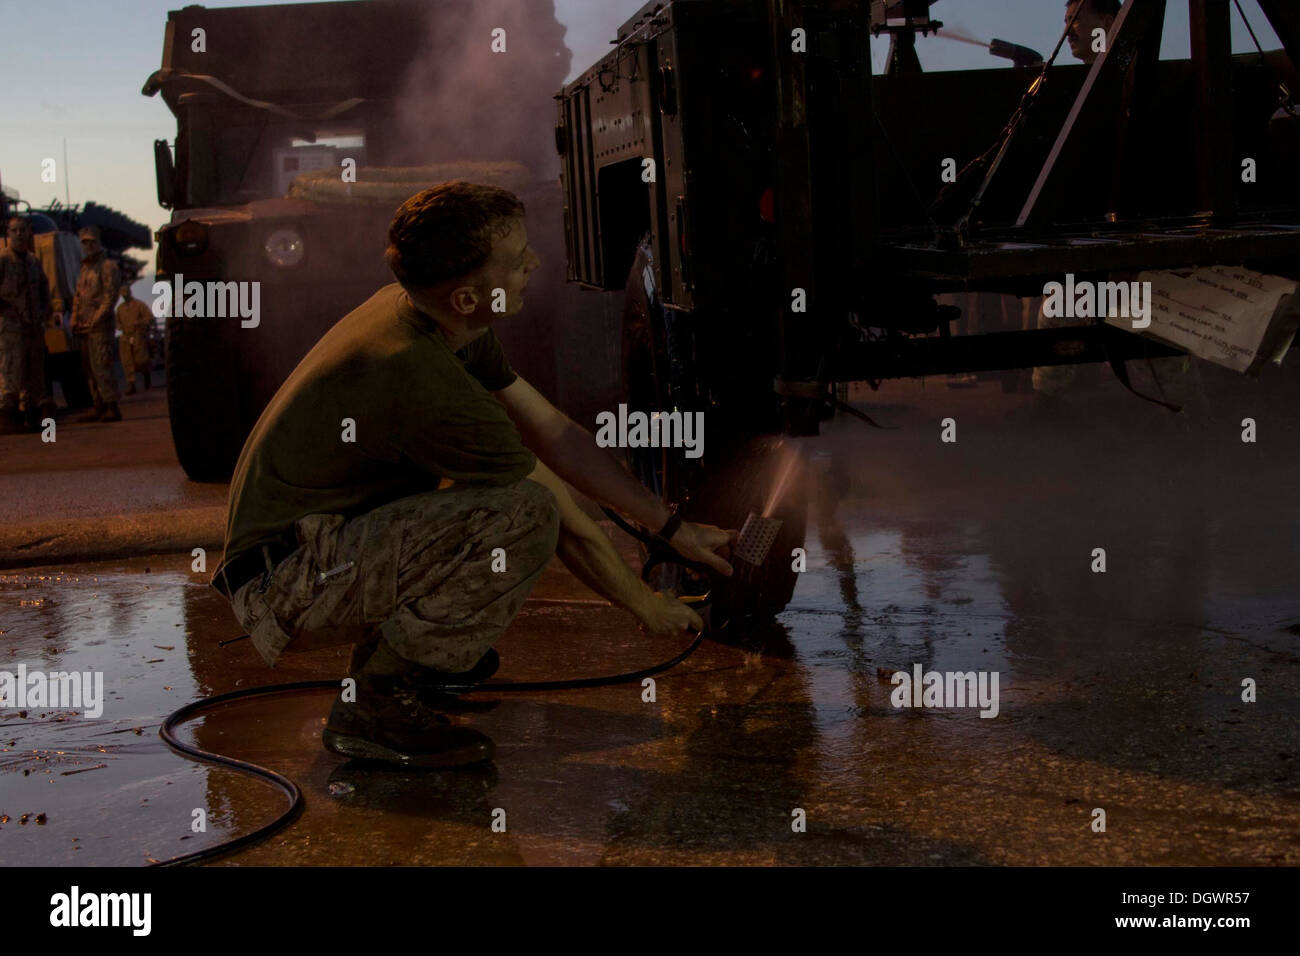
top-left (0, 511), bottom-right (633, 571)
top-left (0, 506), bottom-right (227, 570)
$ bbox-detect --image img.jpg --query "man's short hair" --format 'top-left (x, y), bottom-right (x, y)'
top-left (7, 216), bottom-right (30, 231)
top-left (385, 181), bottom-right (526, 290)
top-left (1068, 0), bottom-right (1121, 16)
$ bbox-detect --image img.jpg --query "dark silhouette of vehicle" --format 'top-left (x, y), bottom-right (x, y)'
top-left (145, 0), bottom-right (598, 481)
top-left (555, 0), bottom-right (1300, 617)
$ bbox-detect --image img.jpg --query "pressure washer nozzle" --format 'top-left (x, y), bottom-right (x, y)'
top-left (989, 38), bottom-right (1043, 69)
top-left (734, 512), bottom-right (782, 566)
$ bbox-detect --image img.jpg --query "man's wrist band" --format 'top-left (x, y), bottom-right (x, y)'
top-left (657, 506), bottom-right (683, 542)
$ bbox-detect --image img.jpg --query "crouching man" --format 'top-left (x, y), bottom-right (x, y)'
top-left (213, 181), bottom-right (733, 768)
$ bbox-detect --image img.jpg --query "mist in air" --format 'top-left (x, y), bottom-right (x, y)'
top-left (392, 0), bottom-right (573, 183)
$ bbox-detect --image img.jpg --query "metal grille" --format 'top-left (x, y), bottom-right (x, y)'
top-left (734, 513), bottom-right (782, 566)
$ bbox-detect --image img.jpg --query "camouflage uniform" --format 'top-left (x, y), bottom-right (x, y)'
top-left (0, 246), bottom-right (51, 417)
top-left (70, 252), bottom-right (120, 406)
top-left (116, 297), bottom-right (153, 385)
top-left (227, 480), bottom-right (560, 672)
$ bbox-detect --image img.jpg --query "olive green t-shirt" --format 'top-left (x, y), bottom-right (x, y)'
top-left (216, 283), bottom-right (535, 579)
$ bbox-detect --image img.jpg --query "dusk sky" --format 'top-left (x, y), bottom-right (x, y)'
top-left (0, 0), bottom-right (1282, 261)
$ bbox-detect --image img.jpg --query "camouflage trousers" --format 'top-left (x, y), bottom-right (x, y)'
top-left (77, 327), bottom-right (118, 406)
top-left (228, 480), bottom-right (560, 672)
top-left (0, 327), bottom-right (47, 413)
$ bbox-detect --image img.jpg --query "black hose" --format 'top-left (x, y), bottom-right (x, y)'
top-left (155, 511), bottom-right (712, 867)
top-left (156, 681), bottom-right (324, 867)
top-left (155, 627), bottom-right (707, 866)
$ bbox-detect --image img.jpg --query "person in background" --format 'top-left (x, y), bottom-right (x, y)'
top-left (116, 284), bottom-right (153, 394)
top-left (0, 216), bottom-right (53, 434)
top-left (1032, 0), bottom-right (1201, 413)
top-left (1064, 0), bottom-right (1118, 64)
top-left (1032, 0), bottom-right (1121, 403)
top-left (70, 226), bottom-right (122, 423)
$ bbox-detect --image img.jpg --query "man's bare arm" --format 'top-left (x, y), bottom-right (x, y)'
top-left (507, 378), bottom-right (667, 525)
top-left (500, 376), bottom-right (735, 576)
top-left (524, 459), bottom-right (701, 638)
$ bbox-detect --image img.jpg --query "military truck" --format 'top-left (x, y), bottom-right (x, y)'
top-left (556, 0), bottom-right (1300, 617)
top-left (145, 0), bottom-right (610, 481)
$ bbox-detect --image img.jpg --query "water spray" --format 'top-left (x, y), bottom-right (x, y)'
top-left (936, 25), bottom-right (1045, 69)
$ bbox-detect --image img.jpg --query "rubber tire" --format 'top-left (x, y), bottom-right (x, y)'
top-left (165, 313), bottom-right (253, 483)
top-left (684, 435), bottom-right (808, 624)
top-left (620, 238), bottom-right (806, 623)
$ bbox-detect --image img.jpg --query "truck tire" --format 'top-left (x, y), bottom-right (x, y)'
top-left (682, 434), bottom-right (808, 626)
top-left (165, 314), bottom-right (250, 482)
top-left (621, 237), bottom-right (806, 625)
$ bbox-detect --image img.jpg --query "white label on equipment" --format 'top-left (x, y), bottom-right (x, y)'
top-left (1111, 266), bottom-right (1298, 373)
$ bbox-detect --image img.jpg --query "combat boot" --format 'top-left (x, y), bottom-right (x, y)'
top-left (99, 402), bottom-right (122, 423)
top-left (76, 401), bottom-right (106, 423)
top-left (322, 641), bottom-right (494, 768)
top-left (417, 647), bottom-right (499, 694)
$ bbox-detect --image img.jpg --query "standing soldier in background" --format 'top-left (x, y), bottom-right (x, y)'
top-left (116, 285), bottom-right (153, 394)
top-left (1031, 0), bottom-right (1121, 405)
top-left (1063, 0), bottom-right (1118, 63)
top-left (1031, 0), bottom-right (1203, 411)
top-left (70, 226), bottom-right (122, 423)
top-left (0, 216), bottom-right (52, 434)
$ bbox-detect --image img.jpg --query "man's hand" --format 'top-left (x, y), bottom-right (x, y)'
top-left (666, 521), bottom-right (737, 577)
top-left (635, 590), bottom-right (704, 639)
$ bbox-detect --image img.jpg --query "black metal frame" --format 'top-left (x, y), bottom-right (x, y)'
top-left (556, 0), bottom-right (1300, 437)
top-left (776, 0), bottom-right (1300, 430)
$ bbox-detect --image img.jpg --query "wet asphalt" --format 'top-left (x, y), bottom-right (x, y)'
top-left (0, 383), bottom-right (227, 569)
top-left (0, 367), bottom-right (1297, 866)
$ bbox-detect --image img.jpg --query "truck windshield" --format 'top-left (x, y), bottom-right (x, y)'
top-left (209, 119), bottom-right (369, 204)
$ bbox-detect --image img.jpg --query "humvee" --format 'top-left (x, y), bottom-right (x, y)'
top-left (145, 0), bottom-right (610, 481)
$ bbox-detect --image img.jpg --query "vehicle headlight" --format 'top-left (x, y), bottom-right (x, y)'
top-left (264, 229), bottom-right (305, 268)
top-left (174, 219), bottom-right (209, 255)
